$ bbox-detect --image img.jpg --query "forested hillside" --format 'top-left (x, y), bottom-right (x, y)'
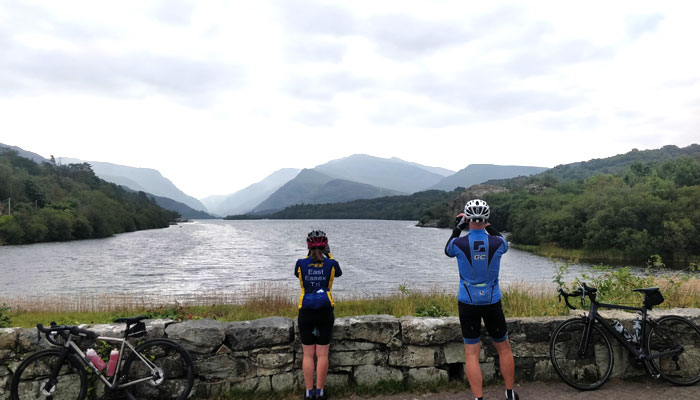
top-left (0, 150), bottom-right (177, 245)
top-left (482, 157), bottom-right (700, 264)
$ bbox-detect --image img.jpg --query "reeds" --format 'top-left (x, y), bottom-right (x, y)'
top-left (3, 279), bottom-right (699, 328)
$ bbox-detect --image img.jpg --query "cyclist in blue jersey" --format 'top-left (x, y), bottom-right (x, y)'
top-left (445, 199), bottom-right (518, 400)
top-left (295, 230), bottom-right (342, 400)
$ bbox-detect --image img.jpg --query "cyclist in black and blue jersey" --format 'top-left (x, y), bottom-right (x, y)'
top-left (295, 230), bottom-right (342, 400)
top-left (445, 199), bottom-right (518, 400)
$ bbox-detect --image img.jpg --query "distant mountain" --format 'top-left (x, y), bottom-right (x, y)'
top-left (389, 157), bottom-right (454, 177)
top-left (206, 168), bottom-right (300, 216)
top-left (431, 164), bottom-right (549, 191)
top-left (251, 169), bottom-right (401, 214)
top-left (0, 143), bottom-right (48, 164)
top-left (146, 194), bottom-right (215, 219)
top-left (313, 154), bottom-right (445, 193)
top-left (200, 194), bottom-right (229, 214)
top-left (60, 158), bottom-right (206, 212)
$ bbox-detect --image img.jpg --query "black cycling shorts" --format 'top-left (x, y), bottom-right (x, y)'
top-left (298, 308), bottom-right (335, 345)
top-left (458, 300), bottom-right (508, 345)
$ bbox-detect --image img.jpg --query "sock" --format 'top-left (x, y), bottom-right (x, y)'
top-left (475, 397), bottom-right (483, 400)
top-left (506, 389), bottom-right (515, 399)
top-left (317, 388), bottom-right (324, 396)
top-left (306, 389), bottom-right (313, 397)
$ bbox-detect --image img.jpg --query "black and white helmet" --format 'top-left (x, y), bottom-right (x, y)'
top-left (464, 199), bottom-right (490, 222)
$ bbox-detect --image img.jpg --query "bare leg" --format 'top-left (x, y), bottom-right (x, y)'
top-left (493, 340), bottom-right (515, 390)
top-left (464, 343), bottom-right (482, 398)
top-left (302, 344), bottom-right (316, 391)
top-left (315, 344), bottom-right (330, 390)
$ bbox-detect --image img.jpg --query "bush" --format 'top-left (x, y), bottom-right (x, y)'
top-left (0, 304), bottom-right (11, 328)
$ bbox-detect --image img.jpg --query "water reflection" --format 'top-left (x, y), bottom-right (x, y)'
top-left (0, 219), bottom-right (652, 303)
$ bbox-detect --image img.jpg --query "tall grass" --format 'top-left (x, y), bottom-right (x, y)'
top-left (3, 275), bottom-right (699, 328)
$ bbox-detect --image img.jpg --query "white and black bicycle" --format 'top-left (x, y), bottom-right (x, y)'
top-left (10, 316), bottom-right (194, 400)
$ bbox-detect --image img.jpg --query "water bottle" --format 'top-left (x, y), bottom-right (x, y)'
top-left (107, 349), bottom-right (119, 377)
top-left (631, 319), bottom-right (642, 344)
top-left (612, 320), bottom-right (633, 342)
top-left (86, 348), bottom-right (106, 371)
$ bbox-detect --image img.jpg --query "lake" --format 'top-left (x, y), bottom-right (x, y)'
top-left (0, 219), bottom-right (644, 304)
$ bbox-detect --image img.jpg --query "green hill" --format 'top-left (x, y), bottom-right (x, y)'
top-left (0, 149), bottom-right (177, 245)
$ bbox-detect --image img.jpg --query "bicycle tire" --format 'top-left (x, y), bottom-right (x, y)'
top-left (646, 315), bottom-right (700, 386)
top-left (10, 348), bottom-right (88, 400)
top-left (120, 338), bottom-right (195, 400)
top-left (550, 318), bottom-right (614, 390)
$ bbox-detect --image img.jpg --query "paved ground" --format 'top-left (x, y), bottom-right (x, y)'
top-left (333, 379), bottom-right (700, 399)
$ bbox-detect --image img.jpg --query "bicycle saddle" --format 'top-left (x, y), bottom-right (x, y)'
top-left (632, 287), bottom-right (660, 293)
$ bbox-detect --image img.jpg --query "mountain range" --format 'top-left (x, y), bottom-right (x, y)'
top-left (2, 143), bottom-right (549, 218)
top-left (245, 155), bottom-right (546, 214)
top-left (0, 144), bottom-right (213, 219)
top-left (60, 158), bottom-right (207, 213)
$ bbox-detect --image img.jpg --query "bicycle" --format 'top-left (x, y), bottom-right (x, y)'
top-left (549, 282), bottom-right (700, 390)
top-left (10, 316), bottom-right (195, 400)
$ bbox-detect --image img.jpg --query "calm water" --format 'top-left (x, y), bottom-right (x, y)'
top-left (0, 219), bottom-right (641, 302)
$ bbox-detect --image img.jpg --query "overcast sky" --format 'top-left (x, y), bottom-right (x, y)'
top-left (1, 0), bottom-right (699, 198)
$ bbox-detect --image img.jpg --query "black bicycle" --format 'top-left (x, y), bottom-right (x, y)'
top-left (550, 282), bottom-right (700, 390)
top-left (10, 316), bottom-right (195, 400)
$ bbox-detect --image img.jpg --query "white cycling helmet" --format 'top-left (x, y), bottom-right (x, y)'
top-left (464, 199), bottom-right (490, 222)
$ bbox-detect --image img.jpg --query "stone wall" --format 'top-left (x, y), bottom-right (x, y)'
top-left (1, 308), bottom-right (699, 399)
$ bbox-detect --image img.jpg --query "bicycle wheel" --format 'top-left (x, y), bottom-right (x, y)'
top-left (120, 338), bottom-right (195, 400)
top-left (550, 318), bottom-right (614, 390)
top-left (646, 315), bottom-right (700, 385)
top-left (10, 348), bottom-right (88, 400)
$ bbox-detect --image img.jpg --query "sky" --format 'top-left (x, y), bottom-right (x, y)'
top-left (1, 1), bottom-right (699, 199)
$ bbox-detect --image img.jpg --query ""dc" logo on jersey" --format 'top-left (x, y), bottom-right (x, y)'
top-left (474, 254), bottom-right (486, 260)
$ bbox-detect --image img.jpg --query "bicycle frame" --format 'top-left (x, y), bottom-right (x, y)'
top-left (58, 333), bottom-right (162, 391)
top-left (579, 300), bottom-right (683, 361)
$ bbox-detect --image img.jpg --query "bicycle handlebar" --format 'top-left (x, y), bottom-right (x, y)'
top-left (558, 282), bottom-right (597, 310)
top-left (36, 322), bottom-right (99, 345)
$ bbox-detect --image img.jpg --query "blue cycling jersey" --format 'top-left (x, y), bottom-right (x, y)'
top-left (294, 254), bottom-right (342, 310)
top-left (446, 229), bottom-right (508, 305)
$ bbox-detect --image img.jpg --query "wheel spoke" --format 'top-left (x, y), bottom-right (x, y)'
top-left (550, 319), bottom-right (613, 390)
top-left (647, 316), bottom-right (700, 385)
top-left (11, 349), bottom-right (87, 400)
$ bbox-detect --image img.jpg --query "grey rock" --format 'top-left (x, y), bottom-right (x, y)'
top-left (326, 372), bottom-right (350, 388)
top-left (442, 342), bottom-right (465, 364)
top-left (0, 328), bottom-right (18, 350)
top-left (332, 340), bottom-right (382, 351)
top-left (197, 354), bottom-right (251, 381)
top-left (407, 367), bottom-right (448, 384)
top-left (231, 376), bottom-right (272, 392)
top-left (226, 317), bottom-right (293, 351)
top-left (165, 319), bottom-right (227, 354)
top-left (353, 365), bottom-right (403, 386)
top-left (400, 317), bottom-right (461, 345)
top-left (256, 352), bottom-right (294, 375)
top-left (389, 345), bottom-right (439, 367)
top-left (333, 315), bottom-right (400, 345)
top-left (271, 370), bottom-right (303, 391)
top-left (330, 350), bottom-right (387, 367)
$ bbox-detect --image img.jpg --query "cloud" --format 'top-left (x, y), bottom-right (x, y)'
top-left (409, 71), bottom-right (581, 115)
top-left (0, 3), bottom-right (244, 105)
top-left (284, 71), bottom-right (373, 100)
top-left (292, 103), bottom-right (340, 126)
top-left (505, 39), bottom-right (616, 77)
top-left (284, 37), bottom-right (347, 63)
top-left (365, 13), bottom-right (474, 59)
top-left (150, 0), bottom-right (196, 26)
top-left (277, 0), bottom-right (357, 36)
top-left (627, 13), bottom-right (665, 38)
